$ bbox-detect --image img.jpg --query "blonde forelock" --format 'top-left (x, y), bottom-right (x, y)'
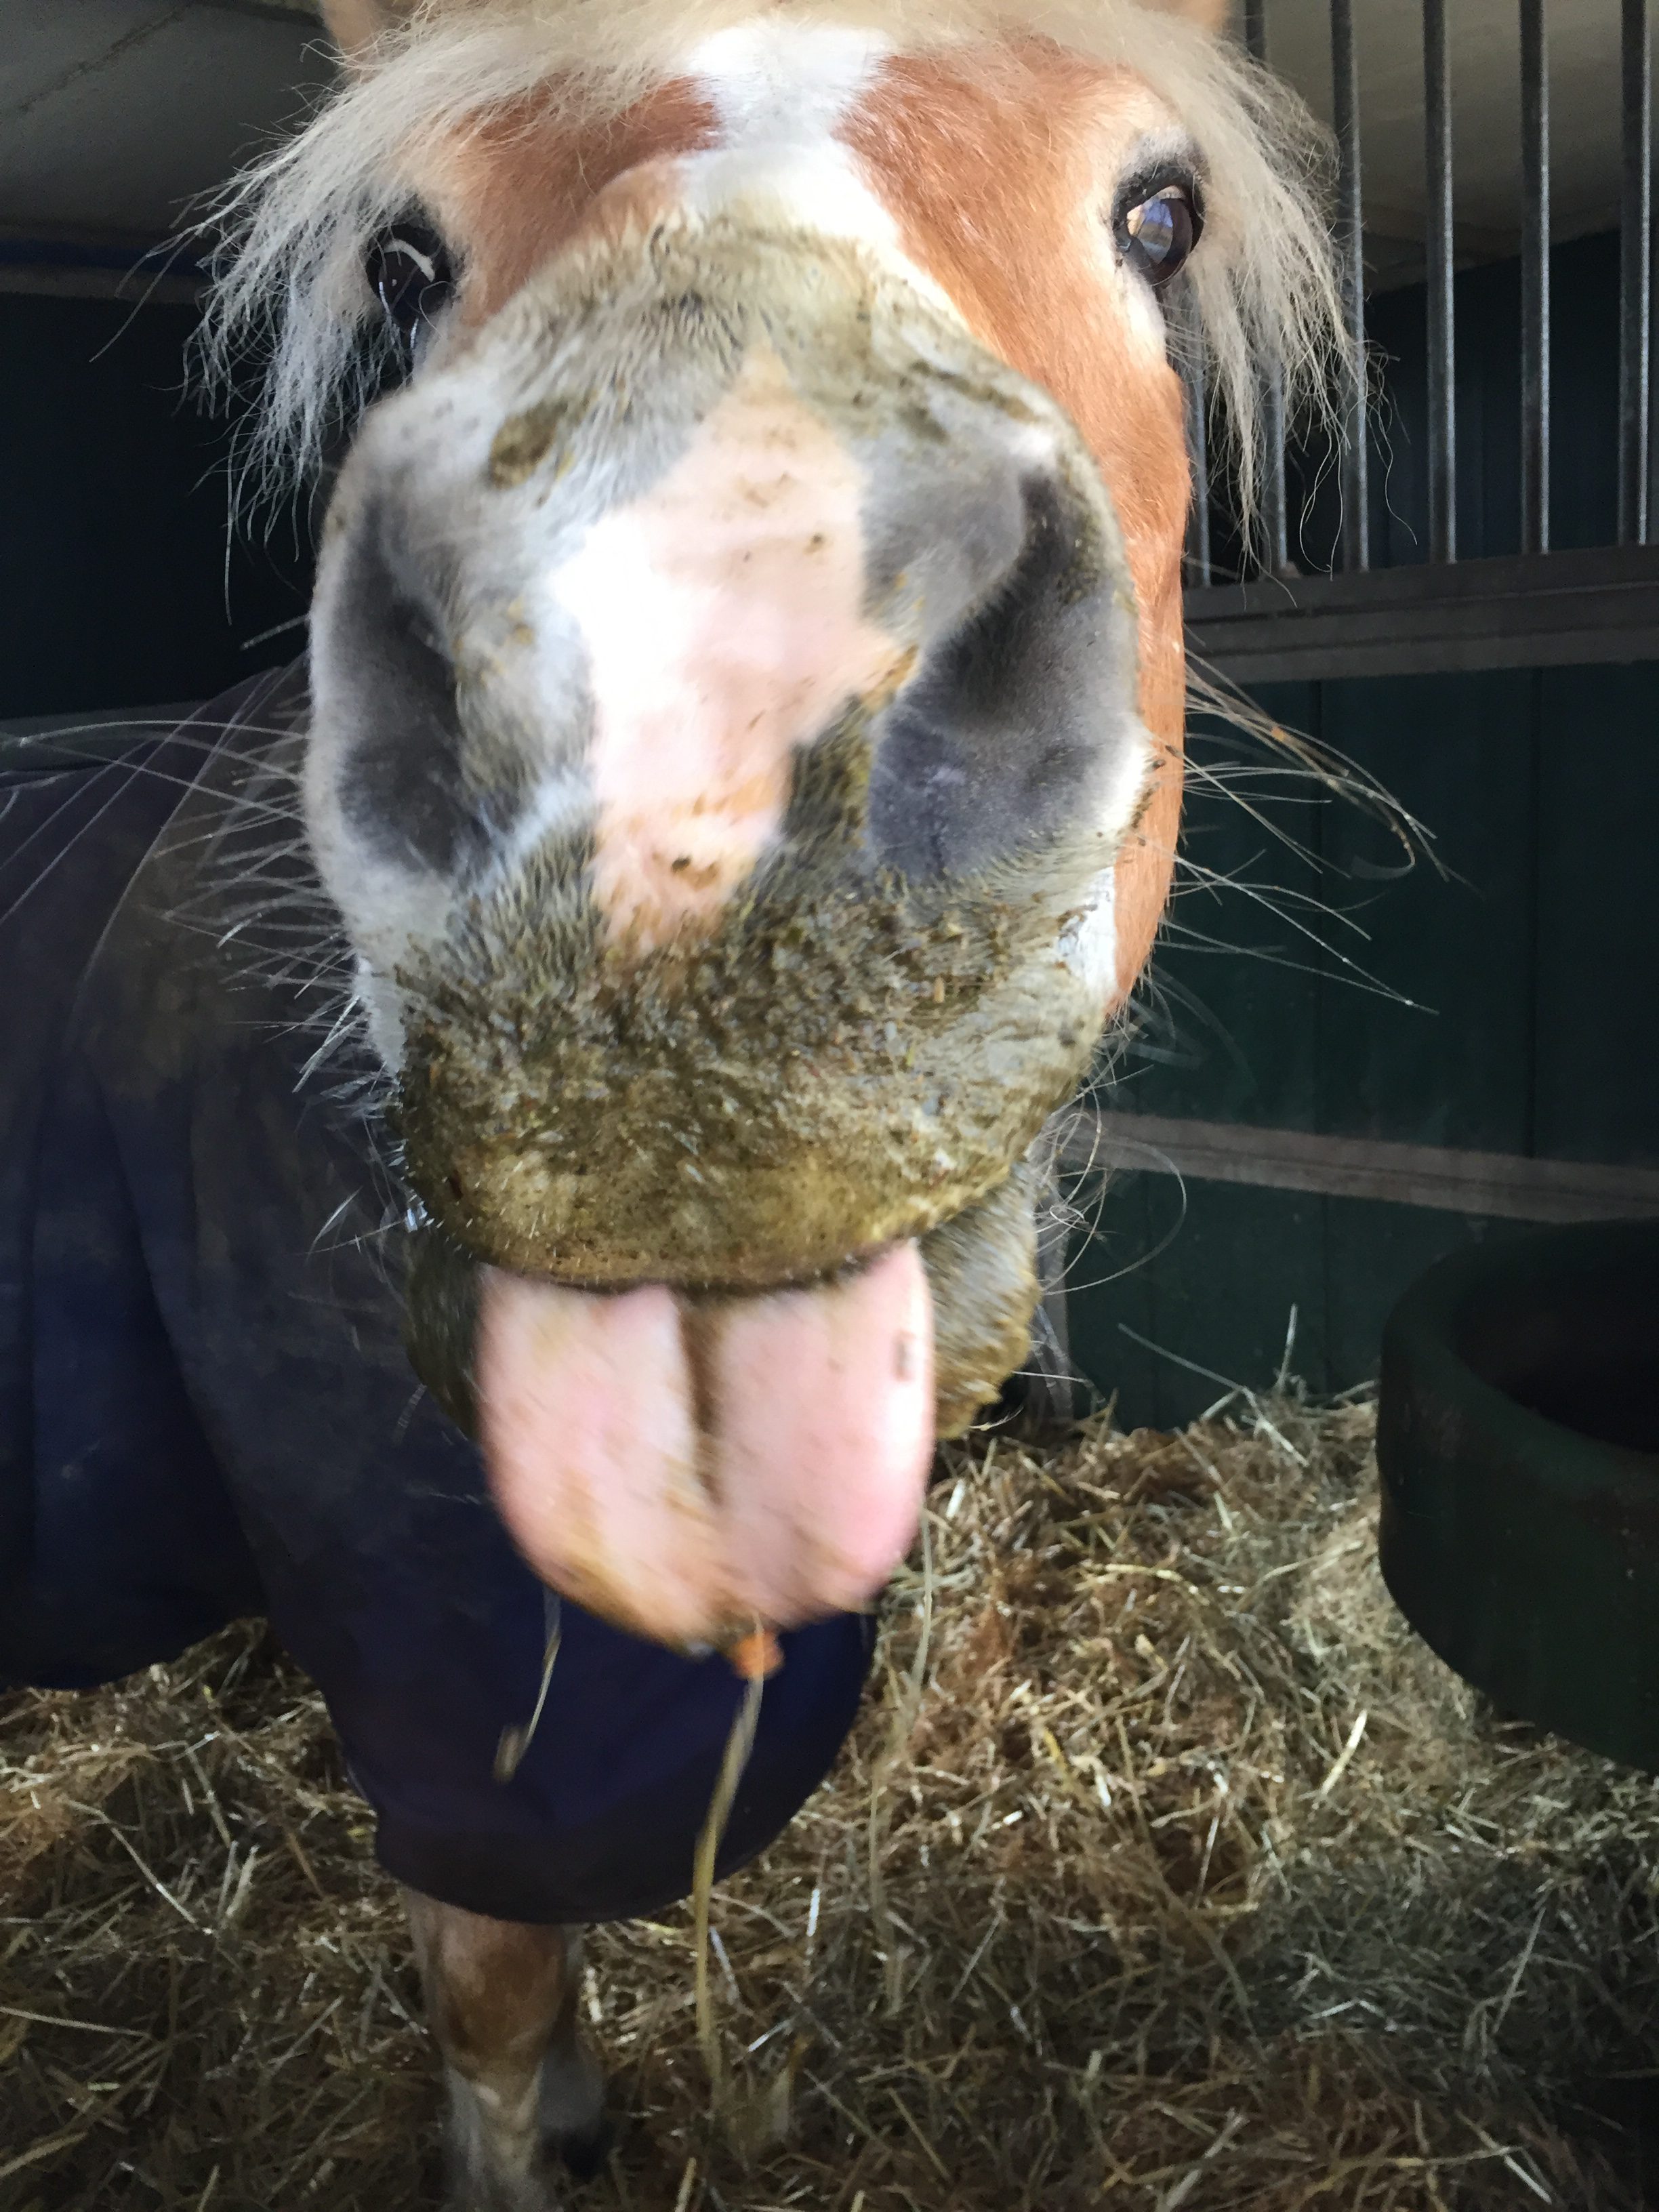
top-left (203, 0), bottom-right (1342, 535)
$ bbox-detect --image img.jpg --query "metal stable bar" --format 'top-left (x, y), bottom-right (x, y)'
top-left (1244, 0), bottom-right (1290, 573)
top-left (1330, 0), bottom-right (1369, 571)
top-left (1184, 341), bottom-right (1212, 586)
top-left (1519, 0), bottom-right (1550, 554)
top-left (1618, 0), bottom-right (1650, 544)
top-left (1257, 349), bottom-right (1290, 575)
top-left (1184, 541), bottom-right (1659, 681)
top-left (1424, 0), bottom-right (1456, 562)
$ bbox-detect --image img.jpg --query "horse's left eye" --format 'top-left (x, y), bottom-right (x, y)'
top-left (365, 224), bottom-right (455, 348)
top-left (1117, 184), bottom-right (1202, 288)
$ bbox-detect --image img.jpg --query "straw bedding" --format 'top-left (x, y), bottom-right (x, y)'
top-left (5, 1393), bottom-right (1659, 2210)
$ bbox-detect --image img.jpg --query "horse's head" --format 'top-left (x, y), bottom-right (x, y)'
top-left (222, 0), bottom-right (1333, 1645)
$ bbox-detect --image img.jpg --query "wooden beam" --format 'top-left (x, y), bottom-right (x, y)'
top-left (0, 231), bottom-right (206, 305)
top-left (1184, 545), bottom-right (1659, 683)
top-left (1060, 1109), bottom-right (1659, 1225)
top-left (189, 1), bottom-right (320, 19)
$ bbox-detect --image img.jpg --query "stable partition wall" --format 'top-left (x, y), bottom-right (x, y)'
top-left (1067, 654), bottom-right (1659, 1431)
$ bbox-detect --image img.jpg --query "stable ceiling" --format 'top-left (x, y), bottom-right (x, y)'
top-left (0, 0), bottom-right (1645, 290)
top-left (0, 0), bottom-right (328, 250)
top-left (1265, 0), bottom-right (1643, 283)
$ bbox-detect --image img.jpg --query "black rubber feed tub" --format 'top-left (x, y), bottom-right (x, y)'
top-left (1378, 1219), bottom-right (1659, 1774)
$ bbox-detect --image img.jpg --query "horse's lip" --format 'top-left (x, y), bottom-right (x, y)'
top-left (483, 1242), bottom-right (901, 1305)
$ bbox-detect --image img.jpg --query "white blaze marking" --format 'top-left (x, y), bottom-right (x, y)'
top-left (690, 20), bottom-right (890, 143)
top-left (548, 344), bottom-right (909, 945)
top-left (683, 19), bottom-right (959, 303)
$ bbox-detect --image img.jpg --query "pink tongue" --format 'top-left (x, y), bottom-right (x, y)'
top-left (476, 1244), bottom-right (935, 1648)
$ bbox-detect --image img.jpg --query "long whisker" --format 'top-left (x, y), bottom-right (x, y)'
top-left (0, 753), bottom-right (169, 931)
top-left (1185, 660), bottom-right (1439, 871)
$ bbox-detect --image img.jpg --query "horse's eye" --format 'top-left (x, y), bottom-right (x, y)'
top-left (365, 224), bottom-right (455, 348)
top-left (1117, 183), bottom-right (1202, 288)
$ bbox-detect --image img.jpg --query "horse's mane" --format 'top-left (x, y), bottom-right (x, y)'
top-left (204, 0), bottom-right (1343, 524)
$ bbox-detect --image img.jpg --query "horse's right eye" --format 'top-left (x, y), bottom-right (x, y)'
top-left (1115, 180), bottom-right (1202, 290)
top-left (365, 224), bottom-right (455, 350)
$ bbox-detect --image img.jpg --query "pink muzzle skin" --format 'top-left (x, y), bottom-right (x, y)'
top-left (475, 1244), bottom-right (936, 1652)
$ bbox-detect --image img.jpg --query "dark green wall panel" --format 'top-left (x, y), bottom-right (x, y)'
top-left (1315, 670), bottom-right (1537, 1152)
top-left (1318, 1200), bottom-right (1530, 1390)
top-left (1120, 680), bottom-right (1324, 1129)
top-left (1063, 1172), bottom-right (1163, 1423)
top-left (1532, 664), bottom-right (1659, 1167)
top-left (1121, 670), bottom-right (1545, 1158)
top-left (1072, 659), bottom-right (1659, 1428)
top-left (0, 295), bottom-right (311, 718)
top-left (1073, 1185), bottom-right (1538, 1433)
top-left (1069, 1180), bottom-right (1328, 1432)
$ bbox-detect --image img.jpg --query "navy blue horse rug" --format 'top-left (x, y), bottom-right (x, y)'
top-left (0, 670), bottom-right (871, 1927)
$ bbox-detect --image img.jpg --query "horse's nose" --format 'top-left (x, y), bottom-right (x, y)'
top-left (310, 268), bottom-right (1143, 974)
top-left (316, 410), bottom-right (1132, 975)
top-left (308, 225), bottom-right (1147, 1286)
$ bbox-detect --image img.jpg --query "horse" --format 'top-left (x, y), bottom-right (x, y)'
top-left (0, 1), bottom-right (1338, 2202)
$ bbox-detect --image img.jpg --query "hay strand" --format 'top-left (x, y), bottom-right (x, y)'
top-left (691, 1665), bottom-right (765, 2122)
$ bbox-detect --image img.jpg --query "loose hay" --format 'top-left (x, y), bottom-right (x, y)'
top-left (5, 1396), bottom-right (1659, 2209)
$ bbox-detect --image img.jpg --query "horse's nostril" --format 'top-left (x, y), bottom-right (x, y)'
top-left (395, 599), bottom-right (452, 668)
top-left (316, 516), bottom-right (475, 876)
top-left (865, 468), bottom-right (1134, 882)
